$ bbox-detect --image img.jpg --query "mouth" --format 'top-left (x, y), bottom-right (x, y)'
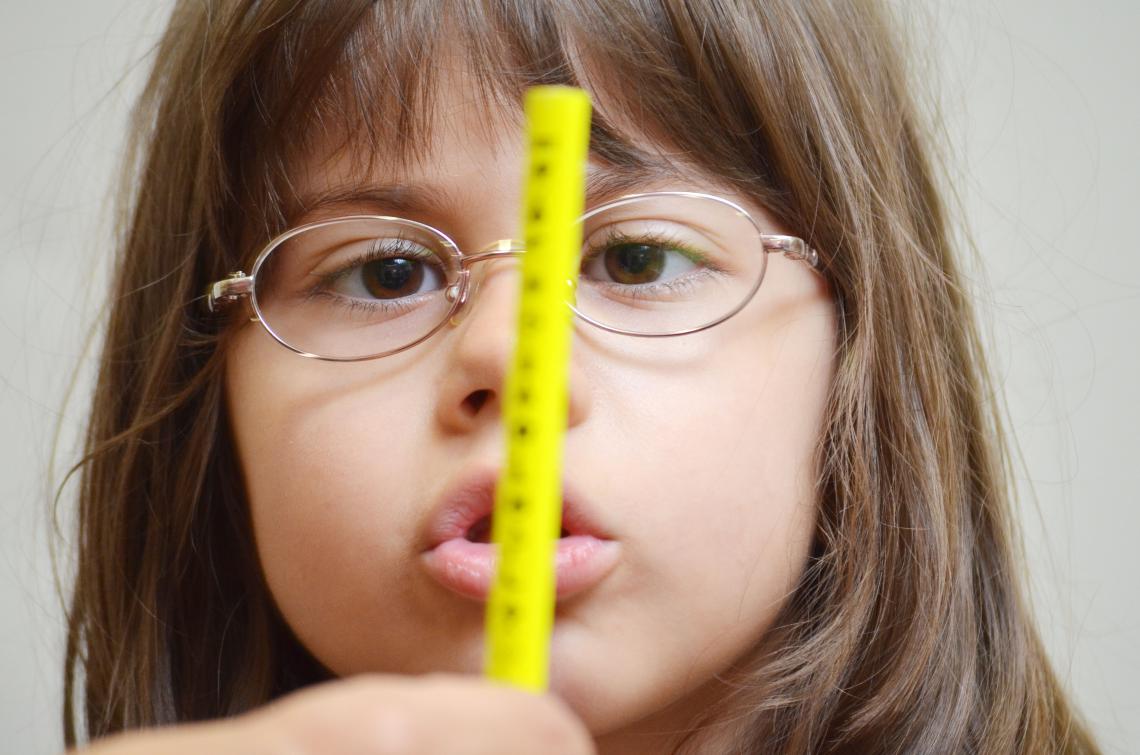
top-left (462, 513), bottom-right (570, 544)
top-left (419, 468), bottom-right (620, 602)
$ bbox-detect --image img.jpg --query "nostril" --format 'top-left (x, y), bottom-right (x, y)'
top-left (462, 389), bottom-right (492, 414)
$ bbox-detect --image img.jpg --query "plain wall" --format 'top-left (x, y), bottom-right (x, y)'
top-left (1, 1), bottom-right (1136, 752)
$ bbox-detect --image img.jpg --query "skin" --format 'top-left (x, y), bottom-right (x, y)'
top-left (224, 67), bottom-right (838, 753)
top-left (79, 675), bottom-right (596, 755)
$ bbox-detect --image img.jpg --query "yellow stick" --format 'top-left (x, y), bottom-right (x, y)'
top-left (483, 85), bottom-right (592, 691)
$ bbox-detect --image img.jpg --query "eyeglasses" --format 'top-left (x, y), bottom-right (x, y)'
top-left (205, 191), bottom-right (822, 361)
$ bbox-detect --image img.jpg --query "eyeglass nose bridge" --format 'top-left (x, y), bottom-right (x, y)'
top-left (461, 238), bottom-right (528, 268)
top-left (445, 237), bottom-right (583, 330)
top-left (444, 238), bottom-right (527, 310)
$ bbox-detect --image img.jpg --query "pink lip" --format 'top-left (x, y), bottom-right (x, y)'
top-left (420, 468), bottom-right (620, 602)
top-left (421, 536), bottom-right (621, 601)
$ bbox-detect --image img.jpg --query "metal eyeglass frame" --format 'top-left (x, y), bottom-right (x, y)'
top-left (204, 190), bottom-right (824, 362)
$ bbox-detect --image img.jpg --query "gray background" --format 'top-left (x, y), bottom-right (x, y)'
top-left (2, 2), bottom-right (1137, 752)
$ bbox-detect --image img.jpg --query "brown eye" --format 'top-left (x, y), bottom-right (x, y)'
top-left (361, 257), bottom-right (426, 299)
top-left (582, 235), bottom-right (700, 289)
top-left (319, 239), bottom-right (447, 303)
top-left (603, 242), bottom-right (667, 284)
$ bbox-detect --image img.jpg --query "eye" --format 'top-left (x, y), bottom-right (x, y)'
top-left (321, 239), bottom-right (447, 301)
top-left (581, 231), bottom-right (703, 287)
top-left (357, 256), bottom-right (437, 299)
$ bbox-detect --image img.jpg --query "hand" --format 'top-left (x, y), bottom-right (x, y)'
top-left (75, 673), bottom-right (597, 755)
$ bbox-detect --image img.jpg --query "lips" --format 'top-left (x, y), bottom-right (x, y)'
top-left (420, 467), bottom-right (620, 601)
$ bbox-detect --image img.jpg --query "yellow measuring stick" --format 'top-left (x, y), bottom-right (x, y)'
top-left (483, 85), bottom-right (591, 692)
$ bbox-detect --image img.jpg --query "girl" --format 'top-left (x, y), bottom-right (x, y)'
top-left (61, 0), bottom-right (1102, 753)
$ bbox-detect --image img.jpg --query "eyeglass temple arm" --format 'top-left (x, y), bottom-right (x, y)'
top-left (205, 272), bottom-right (253, 313)
top-left (762, 235), bottom-right (822, 271)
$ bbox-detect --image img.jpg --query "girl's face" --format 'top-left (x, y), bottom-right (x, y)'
top-left (225, 67), bottom-right (836, 749)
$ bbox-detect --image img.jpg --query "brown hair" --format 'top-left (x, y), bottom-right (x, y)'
top-left (58, 0), bottom-right (1102, 752)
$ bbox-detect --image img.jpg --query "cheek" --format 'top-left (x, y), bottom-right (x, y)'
top-left (552, 317), bottom-right (828, 731)
top-left (224, 328), bottom-right (431, 635)
top-left (625, 382), bottom-right (819, 617)
top-left (598, 299), bottom-right (832, 623)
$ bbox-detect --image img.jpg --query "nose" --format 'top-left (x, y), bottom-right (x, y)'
top-left (433, 242), bottom-right (591, 436)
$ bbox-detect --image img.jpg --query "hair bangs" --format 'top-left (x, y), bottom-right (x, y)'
top-left (228, 0), bottom-right (792, 257)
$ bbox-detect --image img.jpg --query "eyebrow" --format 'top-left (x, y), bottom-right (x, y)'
top-left (294, 159), bottom-right (687, 221)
